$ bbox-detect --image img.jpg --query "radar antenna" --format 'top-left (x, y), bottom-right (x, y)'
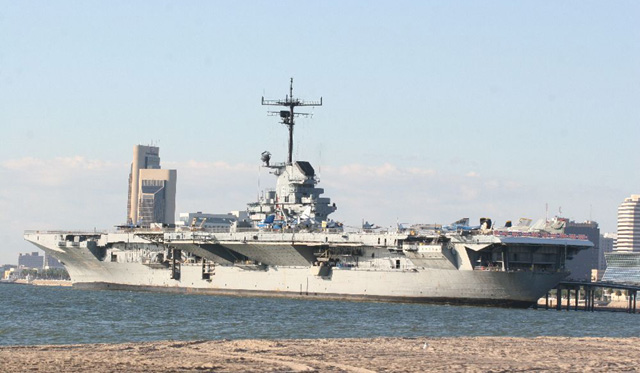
top-left (262, 78), bottom-right (322, 165)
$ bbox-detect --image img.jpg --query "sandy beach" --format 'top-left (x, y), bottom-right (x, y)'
top-left (1, 337), bottom-right (639, 372)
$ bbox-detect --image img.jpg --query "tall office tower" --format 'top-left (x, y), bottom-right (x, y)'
top-left (615, 195), bottom-right (640, 251)
top-left (127, 145), bottom-right (177, 226)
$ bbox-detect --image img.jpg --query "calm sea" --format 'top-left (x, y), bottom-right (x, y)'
top-left (1, 284), bottom-right (639, 346)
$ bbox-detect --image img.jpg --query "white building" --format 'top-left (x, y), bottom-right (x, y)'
top-left (127, 145), bottom-right (177, 226)
top-left (615, 195), bottom-right (640, 251)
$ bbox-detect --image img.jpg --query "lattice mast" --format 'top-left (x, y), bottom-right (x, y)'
top-left (262, 78), bottom-right (322, 165)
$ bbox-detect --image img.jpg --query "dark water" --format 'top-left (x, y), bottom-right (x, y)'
top-left (1, 284), bottom-right (639, 345)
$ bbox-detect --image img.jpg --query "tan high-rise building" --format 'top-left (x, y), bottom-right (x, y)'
top-left (615, 195), bottom-right (640, 251)
top-left (127, 145), bottom-right (177, 226)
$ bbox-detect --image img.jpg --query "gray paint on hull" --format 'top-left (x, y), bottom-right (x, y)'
top-left (72, 281), bottom-right (535, 308)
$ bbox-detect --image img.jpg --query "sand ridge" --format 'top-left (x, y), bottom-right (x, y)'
top-left (1, 336), bottom-right (639, 372)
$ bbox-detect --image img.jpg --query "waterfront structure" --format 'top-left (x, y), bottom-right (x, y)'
top-left (1, 264), bottom-right (17, 280)
top-left (615, 195), bottom-right (640, 251)
top-left (602, 252), bottom-right (640, 284)
top-left (17, 252), bottom-right (63, 270)
top-left (23, 80), bottom-right (593, 308)
top-left (601, 195), bottom-right (640, 284)
top-left (18, 252), bottom-right (44, 269)
top-left (564, 220), bottom-right (600, 281)
top-left (0, 264), bottom-right (16, 273)
top-left (599, 233), bottom-right (616, 271)
top-left (126, 145), bottom-right (177, 226)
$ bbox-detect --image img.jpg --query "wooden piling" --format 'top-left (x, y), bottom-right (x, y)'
top-left (545, 292), bottom-right (549, 310)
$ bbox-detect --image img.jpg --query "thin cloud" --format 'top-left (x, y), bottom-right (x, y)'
top-left (2, 157), bottom-right (120, 188)
top-left (2, 156), bottom-right (115, 171)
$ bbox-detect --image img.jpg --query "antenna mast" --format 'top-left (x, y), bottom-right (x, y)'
top-left (262, 78), bottom-right (322, 165)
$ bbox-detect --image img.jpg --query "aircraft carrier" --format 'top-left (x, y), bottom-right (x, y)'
top-left (24, 80), bottom-right (592, 308)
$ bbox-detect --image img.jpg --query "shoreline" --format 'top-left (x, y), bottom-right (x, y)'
top-left (1, 336), bottom-right (639, 372)
top-left (11, 279), bottom-right (72, 287)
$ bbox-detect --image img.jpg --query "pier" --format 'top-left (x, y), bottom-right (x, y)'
top-left (538, 281), bottom-right (640, 313)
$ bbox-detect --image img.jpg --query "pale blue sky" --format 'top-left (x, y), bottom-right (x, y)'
top-left (1, 1), bottom-right (638, 264)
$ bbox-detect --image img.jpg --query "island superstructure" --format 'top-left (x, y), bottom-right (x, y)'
top-left (24, 80), bottom-right (593, 307)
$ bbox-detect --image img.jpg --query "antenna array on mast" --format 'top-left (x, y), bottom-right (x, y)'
top-left (262, 78), bottom-right (322, 165)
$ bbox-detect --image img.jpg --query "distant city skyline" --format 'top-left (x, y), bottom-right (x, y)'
top-left (1, 1), bottom-right (638, 264)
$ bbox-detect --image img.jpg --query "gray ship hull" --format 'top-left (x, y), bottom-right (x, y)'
top-left (71, 271), bottom-right (561, 309)
top-left (25, 230), bottom-right (577, 308)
